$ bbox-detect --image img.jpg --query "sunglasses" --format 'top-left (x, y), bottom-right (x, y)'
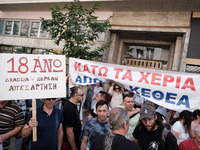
top-left (46, 98), bottom-right (57, 100)
top-left (78, 94), bottom-right (84, 97)
top-left (114, 88), bottom-right (120, 90)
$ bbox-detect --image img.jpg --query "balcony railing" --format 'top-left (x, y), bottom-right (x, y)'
top-left (126, 58), bottom-right (162, 70)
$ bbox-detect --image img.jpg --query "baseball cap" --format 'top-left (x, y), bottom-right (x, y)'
top-left (140, 103), bottom-right (156, 120)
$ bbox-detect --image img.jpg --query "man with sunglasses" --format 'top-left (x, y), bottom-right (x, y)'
top-left (63, 87), bottom-right (84, 150)
top-left (22, 98), bottom-right (63, 150)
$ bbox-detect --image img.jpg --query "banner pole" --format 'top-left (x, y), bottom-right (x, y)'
top-left (32, 99), bottom-right (37, 142)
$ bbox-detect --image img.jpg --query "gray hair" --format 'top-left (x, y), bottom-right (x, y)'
top-left (104, 107), bottom-right (129, 150)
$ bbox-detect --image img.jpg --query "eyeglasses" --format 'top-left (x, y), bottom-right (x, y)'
top-left (46, 98), bottom-right (57, 101)
top-left (114, 88), bottom-right (120, 90)
top-left (78, 94), bottom-right (84, 97)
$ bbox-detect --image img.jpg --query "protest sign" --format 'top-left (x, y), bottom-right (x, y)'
top-left (0, 54), bottom-right (66, 142)
top-left (0, 54), bottom-right (66, 100)
top-left (69, 57), bottom-right (200, 112)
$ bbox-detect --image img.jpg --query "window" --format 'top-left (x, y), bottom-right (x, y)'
top-left (4, 21), bottom-right (13, 35)
top-left (0, 20), bottom-right (4, 35)
top-left (1, 19), bottom-right (50, 39)
top-left (30, 22), bottom-right (40, 37)
top-left (0, 44), bottom-right (53, 54)
top-left (13, 21), bottom-right (20, 35)
top-left (39, 28), bottom-right (48, 38)
top-left (20, 21), bottom-right (30, 37)
top-left (4, 21), bottom-right (20, 35)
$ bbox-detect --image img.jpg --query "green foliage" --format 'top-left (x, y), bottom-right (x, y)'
top-left (41, 1), bottom-right (112, 60)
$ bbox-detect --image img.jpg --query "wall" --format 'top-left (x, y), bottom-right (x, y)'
top-left (111, 12), bottom-right (191, 27)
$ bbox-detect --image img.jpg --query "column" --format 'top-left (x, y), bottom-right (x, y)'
top-left (172, 36), bottom-right (183, 71)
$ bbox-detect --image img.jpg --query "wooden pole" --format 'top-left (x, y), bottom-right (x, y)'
top-left (32, 99), bottom-right (37, 142)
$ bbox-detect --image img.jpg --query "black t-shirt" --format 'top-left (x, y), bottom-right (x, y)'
top-left (63, 100), bottom-right (82, 149)
top-left (90, 133), bottom-right (141, 150)
top-left (133, 125), bottom-right (178, 150)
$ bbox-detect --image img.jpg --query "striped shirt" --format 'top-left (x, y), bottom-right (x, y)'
top-left (0, 101), bottom-right (25, 150)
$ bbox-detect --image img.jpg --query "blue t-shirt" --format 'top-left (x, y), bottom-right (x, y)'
top-left (82, 117), bottom-right (110, 148)
top-left (26, 106), bottom-right (63, 150)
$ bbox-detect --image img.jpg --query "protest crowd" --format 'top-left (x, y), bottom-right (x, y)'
top-left (0, 75), bottom-right (200, 150)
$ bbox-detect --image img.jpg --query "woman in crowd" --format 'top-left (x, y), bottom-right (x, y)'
top-left (108, 84), bottom-right (123, 109)
top-left (190, 109), bottom-right (200, 138)
top-left (90, 83), bottom-right (103, 109)
top-left (171, 110), bottom-right (192, 145)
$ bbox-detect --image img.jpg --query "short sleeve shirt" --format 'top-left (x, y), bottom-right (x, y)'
top-left (133, 125), bottom-right (178, 150)
top-left (0, 101), bottom-right (25, 150)
top-left (171, 121), bottom-right (190, 145)
top-left (63, 100), bottom-right (81, 148)
top-left (82, 117), bottom-right (110, 148)
top-left (26, 106), bottom-right (63, 150)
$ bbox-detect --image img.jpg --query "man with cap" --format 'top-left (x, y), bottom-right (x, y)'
top-left (133, 103), bottom-right (178, 150)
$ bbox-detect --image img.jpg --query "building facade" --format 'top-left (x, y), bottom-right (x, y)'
top-left (0, 0), bottom-right (200, 73)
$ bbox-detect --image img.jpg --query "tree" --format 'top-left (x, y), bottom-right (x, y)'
top-left (41, 1), bottom-right (112, 60)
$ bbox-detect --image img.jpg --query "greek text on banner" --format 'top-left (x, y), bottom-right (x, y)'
top-left (69, 57), bottom-right (200, 112)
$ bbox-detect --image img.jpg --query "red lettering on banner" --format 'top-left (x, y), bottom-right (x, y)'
top-left (138, 72), bottom-right (150, 84)
top-left (98, 67), bottom-right (108, 77)
top-left (31, 59), bottom-right (43, 73)
top-left (74, 62), bottom-right (82, 72)
top-left (138, 72), bottom-right (196, 91)
top-left (151, 73), bottom-right (162, 86)
top-left (91, 65), bottom-right (99, 74)
top-left (175, 76), bottom-right (181, 89)
top-left (83, 64), bottom-right (90, 73)
top-left (53, 59), bottom-right (63, 72)
top-left (181, 78), bottom-right (196, 91)
top-left (114, 68), bottom-right (123, 79)
top-left (163, 75), bottom-right (174, 86)
top-left (40, 59), bottom-right (52, 72)
top-left (122, 70), bottom-right (133, 81)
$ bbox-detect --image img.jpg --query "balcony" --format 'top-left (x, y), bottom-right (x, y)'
top-left (126, 58), bottom-right (162, 70)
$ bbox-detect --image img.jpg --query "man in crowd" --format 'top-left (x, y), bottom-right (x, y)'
top-left (21, 98), bottom-right (63, 150)
top-left (0, 100), bottom-right (25, 150)
top-left (119, 94), bottom-right (140, 140)
top-left (179, 124), bottom-right (200, 150)
top-left (63, 87), bottom-right (84, 150)
top-left (80, 100), bottom-right (110, 150)
top-left (90, 107), bottom-right (141, 150)
top-left (133, 103), bottom-right (179, 150)
top-left (90, 91), bottom-right (109, 118)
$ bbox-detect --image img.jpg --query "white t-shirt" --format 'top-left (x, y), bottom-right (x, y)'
top-left (171, 121), bottom-right (190, 145)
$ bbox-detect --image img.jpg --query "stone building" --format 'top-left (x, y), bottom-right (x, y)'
top-left (0, 0), bottom-right (200, 73)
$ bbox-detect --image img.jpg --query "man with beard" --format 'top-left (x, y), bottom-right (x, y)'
top-left (133, 103), bottom-right (178, 150)
top-left (80, 100), bottom-right (110, 150)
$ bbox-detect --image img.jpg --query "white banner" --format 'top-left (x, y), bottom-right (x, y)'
top-left (69, 57), bottom-right (200, 112)
top-left (0, 54), bottom-right (66, 100)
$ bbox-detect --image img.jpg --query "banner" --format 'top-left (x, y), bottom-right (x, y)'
top-left (0, 54), bottom-right (66, 100)
top-left (69, 57), bottom-right (200, 112)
